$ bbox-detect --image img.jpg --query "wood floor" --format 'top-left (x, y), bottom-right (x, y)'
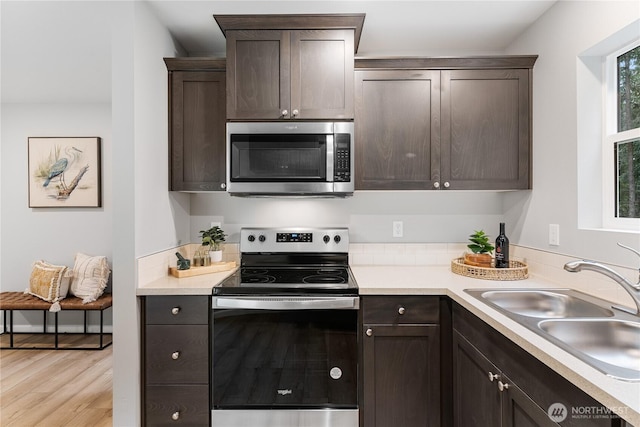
top-left (0, 334), bottom-right (112, 426)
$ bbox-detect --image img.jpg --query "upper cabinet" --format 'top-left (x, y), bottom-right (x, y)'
top-left (216, 14), bottom-right (365, 120)
top-left (355, 56), bottom-right (537, 191)
top-left (164, 58), bottom-right (227, 192)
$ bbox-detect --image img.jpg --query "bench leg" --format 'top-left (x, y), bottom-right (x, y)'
top-left (9, 310), bottom-right (14, 348)
top-left (54, 312), bottom-right (59, 349)
top-left (99, 309), bottom-right (104, 349)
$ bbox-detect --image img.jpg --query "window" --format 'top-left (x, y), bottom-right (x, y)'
top-left (603, 42), bottom-right (640, 230)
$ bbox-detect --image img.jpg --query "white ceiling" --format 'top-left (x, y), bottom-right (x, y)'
top-left (1, 0), bottom-right (556, 104)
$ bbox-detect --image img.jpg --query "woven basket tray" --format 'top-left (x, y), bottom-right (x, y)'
top-left (451, 257), bottom-right (528, 281)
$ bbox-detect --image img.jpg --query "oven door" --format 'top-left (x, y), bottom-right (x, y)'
top-left (211, 296), bottom-right (359, 427)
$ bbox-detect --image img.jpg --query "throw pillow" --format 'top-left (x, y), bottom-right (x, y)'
top-left (26, 260), bottom-right (72, 312)
top-left (70, 253), bottom-right (110, 303)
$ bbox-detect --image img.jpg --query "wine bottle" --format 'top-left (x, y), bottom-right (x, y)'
top-left (495, 222), bottom-right (510, 268)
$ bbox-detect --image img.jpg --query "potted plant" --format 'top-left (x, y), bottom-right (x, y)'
top-left (464, 230), bottom-right (494, 267)
top-left (199, 226), bottom-right (227, 263)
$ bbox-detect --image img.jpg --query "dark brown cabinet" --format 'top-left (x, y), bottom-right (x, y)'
top-left (361, 296), bottom-right (441, 427)
top-left (452, 302), bottom-right (620, 427)
top-left (142, 295), bottom-right (210, 426)
top-left (354, 57), bottom-right (536, 190)
top-left (216, 14), bottom-right (365, 121)
top-left (355, 70), bottom-right (441, 190)
top-left (165, 58), bottom-right (226, 191)
top-left (225, 29), bottom-right (354, 120)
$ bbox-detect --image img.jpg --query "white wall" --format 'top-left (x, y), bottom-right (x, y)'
top-left (504, 1), bottom-right (640, 268)
top-left (190, 191), bottom-right (506, 245)
top-left (111, 1), bottom-right (186, 425)
top-left (0, 103), bottom-right (113, 328)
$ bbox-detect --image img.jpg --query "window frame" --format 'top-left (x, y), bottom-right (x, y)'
top-left (602, 39), bottom-right (640, 231)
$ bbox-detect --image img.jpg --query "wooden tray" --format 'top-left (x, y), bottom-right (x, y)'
top-left (169, 261), bottom-right (236, 278)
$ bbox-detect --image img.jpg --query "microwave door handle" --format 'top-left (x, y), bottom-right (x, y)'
top-left (326, 135), bottom-right (334, 182)
top-left (212, 296), bottom-right (359, 310)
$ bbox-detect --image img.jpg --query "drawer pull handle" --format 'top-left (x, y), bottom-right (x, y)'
top-left (498, 380), bottom-right (510, 392)
top-left (171, 307), bottom-right (180, 315)
top-left (398, 307), bottom-right (406, 315)
top-left (171, 411), bottom-right (180, 421)
top-left (366, 328), bottom-right (373, 337)
top-left (171, 351), bottom-right (180, 360)
top-left (488, 371), bottom-right (499, 382)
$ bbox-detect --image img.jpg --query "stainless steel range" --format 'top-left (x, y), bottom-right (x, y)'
top-left (211, 227), bottom-right (359, 427)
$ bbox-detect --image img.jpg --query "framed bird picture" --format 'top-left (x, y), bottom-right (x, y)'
top-left (28, 137), bottom-right (102, 208)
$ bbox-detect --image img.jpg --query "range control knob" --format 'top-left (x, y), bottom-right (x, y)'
top-left (259, 235), bottom-right (266, 242)
top-left (247, 235), bottom-right (255, 242)
top-left (323, 235), bottom-right (331, 244)
top-left (334, 235), bottom-right (341, 244)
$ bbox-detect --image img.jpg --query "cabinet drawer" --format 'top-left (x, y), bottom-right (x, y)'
top-left (145, 384), bottom-right (209, 426)
top-left (145, 296), bottom-right (209, 325)
top-left (145, 325), bottom-right (209, 384)
top-left (362, 296), bottom-right (439, 324)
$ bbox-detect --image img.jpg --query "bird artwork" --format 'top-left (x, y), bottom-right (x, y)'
top-left (43, 146), bottom-right (82, 190)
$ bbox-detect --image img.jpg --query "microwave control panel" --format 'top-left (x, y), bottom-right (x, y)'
top-left (334, 134), bottom-right (351, 182)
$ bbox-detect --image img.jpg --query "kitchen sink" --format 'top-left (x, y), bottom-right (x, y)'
top-left (465, 288), bottom-right (640, 381)
top-left (476, 289), bottom-right (614, 318)
top-left (538, 318), bottom-right (640, 380)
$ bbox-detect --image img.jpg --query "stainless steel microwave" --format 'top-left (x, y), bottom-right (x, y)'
top-left (226, 122), bottom-right (354, 196)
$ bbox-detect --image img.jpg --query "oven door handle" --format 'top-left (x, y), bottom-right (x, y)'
top-left (212, 296), bottom-right (359, 310)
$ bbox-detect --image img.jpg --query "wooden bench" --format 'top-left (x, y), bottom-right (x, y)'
top-left (0, 292), bottom-right (113, 350)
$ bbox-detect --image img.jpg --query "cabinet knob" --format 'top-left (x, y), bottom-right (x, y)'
top-left (366, 328), bottom-right (373, 337)
top-left (171, 411), bottom-right (180, 421)
top-left (488, 371), bottom-right (499, 382)
top-left (443, 181), bottom-right (450, 188)
top-left (292, 109), bottom-right (299, 117)
top-left (498, 380), bottom-right (510, 392)
top-left (171, 351), bottom-right (180, 360)
top-left (433, 181), bottom-right (440, 189)
top-left (281, 109), bottom-right (289, 117)
top-left (220, 182), bottom-right (226, 189)
top-left (398, 307), bottom-right (406, 315)
top-left (171, 307), bottom-right (180, 315)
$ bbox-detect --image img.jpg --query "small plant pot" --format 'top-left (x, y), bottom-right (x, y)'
top-left (209, 250), bottom-right (223, 263)
top-left (464, 253), bottom-right (493, 268)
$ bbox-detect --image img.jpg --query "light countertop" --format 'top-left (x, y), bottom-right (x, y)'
top-left (136, 264), bottom-right (639, 425)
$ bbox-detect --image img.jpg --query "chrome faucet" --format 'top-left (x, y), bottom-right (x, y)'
top-left (563, 243), bottom-right (640, 316)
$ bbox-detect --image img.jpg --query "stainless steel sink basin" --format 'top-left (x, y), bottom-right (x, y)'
top-left (469, 289), bottom-right (615, 318)
top-left (464, 288), bottom-right (639, 381)
top-left (538, 318), bottom-right (640, 381)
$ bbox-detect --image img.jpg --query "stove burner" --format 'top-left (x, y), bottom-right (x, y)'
top-left (302, 275), bottom-right (346, 284)
top-left (241, 269), bottom-right (276, 284)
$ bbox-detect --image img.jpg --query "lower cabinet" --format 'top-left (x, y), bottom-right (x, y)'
top-left (361, 296), bottom-right (442, 427)
top-left (452, 302), bottom-right (621, 427)
top-left (142, 296), bottom-right (210, 426)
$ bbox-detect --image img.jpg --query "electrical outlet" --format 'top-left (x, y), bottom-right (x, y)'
top-left (549, 224), bottom-right (560, 246)
top-left (393, 221), bottom-right (403, 238)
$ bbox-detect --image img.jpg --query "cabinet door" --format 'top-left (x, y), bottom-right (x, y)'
top-left (226, 30), bottom-right (290, 119)
top-left (441, 69), bottom-right (531, 189)
top-left (355, 70), bottom-right (441, 189)
top-left (452, 330), bottom-right (502, 427)
top-left (362, 324), bottom-right (440, 427)
top-left (501, 374), bottom-right (560, 427)
top-left (170, 71), bottom-right (226, 191)
top-left (290, 29), bottom-right (354, 119)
